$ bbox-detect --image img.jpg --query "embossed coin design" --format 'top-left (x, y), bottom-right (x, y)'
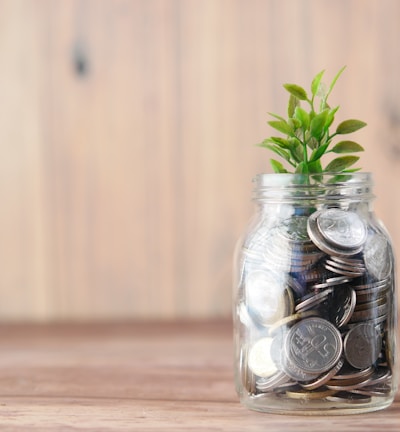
top-left (317, 209), bottom-right (367, 250)
top-left (285, 317), bottom-right (343, 374)
top-left (307, 209), bottom-right (367, 256)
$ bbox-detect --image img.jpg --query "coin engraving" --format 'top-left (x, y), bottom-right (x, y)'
top-left (285, 317), bottom-right (343, 374)
top-left (317, 209), bottom-right (367, 249)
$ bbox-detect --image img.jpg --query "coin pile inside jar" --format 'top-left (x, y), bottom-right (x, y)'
top-left (239, 208), bottom-right (394, 403)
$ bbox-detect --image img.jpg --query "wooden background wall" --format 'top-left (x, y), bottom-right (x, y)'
top-left (1, 0), bottom-right (400, 321)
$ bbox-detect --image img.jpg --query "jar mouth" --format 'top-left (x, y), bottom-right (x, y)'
top-left (253, 172), bottom-right (374, 203)
top-left (254, 172), bottom-right (373, 187)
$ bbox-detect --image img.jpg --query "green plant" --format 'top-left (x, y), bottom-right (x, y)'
top-left (259, 67), bottom-right (367, 174)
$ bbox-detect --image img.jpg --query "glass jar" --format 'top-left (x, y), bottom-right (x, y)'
top-left (233, 172), bottom-right (397, 415)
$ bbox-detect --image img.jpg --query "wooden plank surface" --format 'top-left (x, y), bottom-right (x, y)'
top-left (0, 321), bottom-right (398, 431)
top-left (1, 0), bottom-right (400, 320)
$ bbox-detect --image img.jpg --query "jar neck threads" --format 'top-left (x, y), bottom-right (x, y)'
top-left (253, 173), bottom-right (374, 206)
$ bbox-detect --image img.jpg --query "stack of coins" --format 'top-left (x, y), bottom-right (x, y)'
top-left (240, 207), bottom-right (394, 403)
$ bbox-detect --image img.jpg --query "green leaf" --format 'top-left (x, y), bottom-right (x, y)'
top-left (294, 106), bottom-right (310, 129)
top-left (325, 106), bottom-right (339, 129)
top-left (326, 66), bottom-right (346, 100)
top-left (270, 159), bottom-right (288, 173)
top-left (288, 94), bottom-right (299, 118)
top-left (263, 137), bottom-right (291, 148)
top-left (268, 120), bottom-right (293, 135)
top-left (311, 70), bottom-right (325, 96)
top-left (308, 159), bottom-right (323, 174)
top-left (336, 119), bottom-right (367, 134)
top-left (325, 155), bottom-right (359, 172)
top-left (307, 137), bottom-right (319, 150)
top-left (263, 143), bottom-right (291, 161)
top-left (295, 161), bottom-right (307, 174)
top-left (310, 142), bottom-right (330, 162)
top-left (288, 138), bottom-right (303, 162)
top-left (268, 112), bottom-right (286, 122)
top-left (331, 140), bottom-right (365, 153)
top-left (283, 83), bottom-right (308, 101)
top-left (310, 110), bottom-right (328, 139)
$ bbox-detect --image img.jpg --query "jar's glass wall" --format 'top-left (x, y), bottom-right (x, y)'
top-left (233, 173), bottom-right (397, 415)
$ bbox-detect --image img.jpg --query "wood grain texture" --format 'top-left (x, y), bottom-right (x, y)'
top-left (0, 321), bottom-right (398, 431)
top-left (0, 0), bottom-right (400, 320)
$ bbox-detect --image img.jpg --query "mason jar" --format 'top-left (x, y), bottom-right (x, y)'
top-left (233, 172), bottom-right (397, 415)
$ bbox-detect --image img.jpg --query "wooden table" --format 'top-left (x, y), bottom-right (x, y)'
top-left (0, 321), bottom-right (398, 431)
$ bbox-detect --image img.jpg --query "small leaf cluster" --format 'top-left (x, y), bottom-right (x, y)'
top-left (259, 67), bottom-right (367, 174)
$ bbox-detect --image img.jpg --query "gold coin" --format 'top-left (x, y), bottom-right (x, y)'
top-left (285, 388), bottom-right (337, 400)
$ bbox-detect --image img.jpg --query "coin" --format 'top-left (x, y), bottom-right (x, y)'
top-left (295, 288), bottom-right (334, 312)
top-left (277, 215), bottom-right (312, 243)
top-left (245, 270), bottom-right (287, 326)
top-left (363, 232), bottom-right (392, 281)
top-left (281, 354), bottom-right (321, 382)
top-left (326, 286), bottom-right (356, 328)
top-left (284, 388), bottom-right (337, 400)
top-left (332, 365), bottom-right (374, 381)
top-left (316, 208), bottom-right (367, 250)
top-left (256, 371), bottom-right (291, 392)
top-left (343, 323), bottom-right (382, 369)
top-left (248, 337), bottom-right (279, 378)
top-left (307, 209), bottom-right (367, 256)
top-left (324, 259), bottom-right (365, 277)
top-left (354, 296), bottom-right (387, 312)
top-left (330, 255), bottom-right (365, 268)
top-left (326, 391), bottom-right (371, 404)
top-left (300, 358), bottom-right (344, 390)
top-left (284, 317), bottom-right (343, 375)
top-left (268, 310), bottom-right (319, 337)
top-left (349, 303), bottom-right (387, 323)
top-left (312, 276), bottom-right (350, 289)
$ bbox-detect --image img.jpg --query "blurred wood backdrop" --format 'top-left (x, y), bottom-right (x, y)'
top-left (1, 0), bottom-right (400, 321)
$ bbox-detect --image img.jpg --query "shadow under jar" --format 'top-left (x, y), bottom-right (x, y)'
top-left (233, 173), bottom-right (397, 415)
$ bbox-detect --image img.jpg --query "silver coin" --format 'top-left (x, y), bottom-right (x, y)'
top-left (277, 216), bottom-right (312, 244)
top-left (295, 288), bottom-right (334, 313)
top-left (324, 263), bottom-right (364, 277)
top-left (326, 376), bottom-right (372, 391)
top-left (300, 358), bottom-right (345, 390)
top-left (308, 214), bottom-right (359, 256)
top-left (332, 365), bottom-right (374, 381)
top-left (285, 317), bottom-right (343, 375)
top-left (312, 276), bottom-right (350, 289)
top-left (328, 286), bottom-right (356, 328)
top-left (343, 323), bottom-right (382, 369)
top-left (248, 337), bottom-right (279, 378)
top-left (245, 270), bottom-right (287, 326)
top-left (353, 278), bottom-right (390, 290)
top-left (330, 255), bottom-right (365, 268)
top-left (256, 371), bottom-right (291, 392)
top-left (363, 232), bottom-right (392, 281)
top-left (354, 296), bottom-right (387, 312)
top-left (325, 259), bottom-right (365, 273)
top-left (326, 391), bottom-right (371, 404)
top-left (316, 208), bottom-right (367, 250)
top-left (350, 385), bottom-right (391, 397)
top-left (355, 289), bottom-right (388, 304)
top-left (281, 355), bottom-right (320, 382)
top-left (349, 303), bottom-right (387, 323)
